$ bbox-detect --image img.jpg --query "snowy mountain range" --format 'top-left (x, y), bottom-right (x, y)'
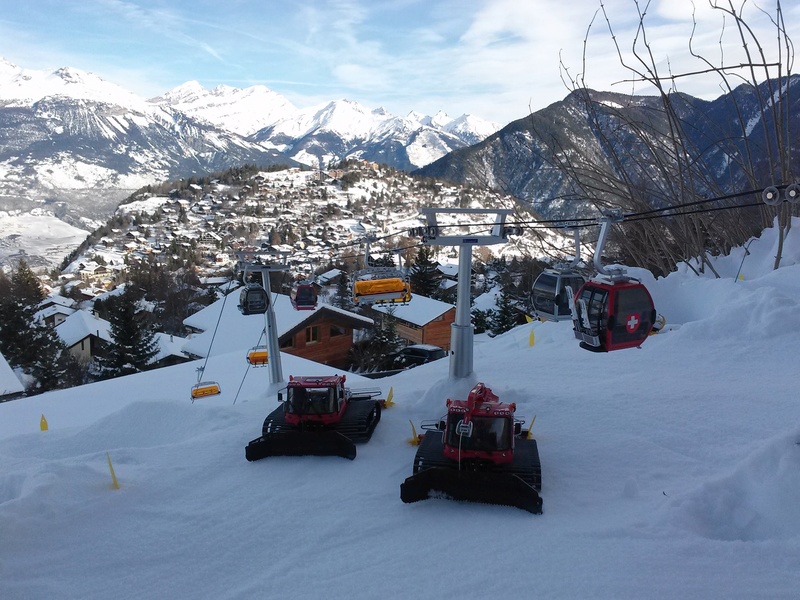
top-left (155, 80), bottom-right (499, 171)
top-left (0, 57), bottom-right (500, 223)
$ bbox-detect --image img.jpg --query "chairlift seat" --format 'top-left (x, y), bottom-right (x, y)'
top-left (247, 346), bottom-right (269, 366)
top-left (191, 381), bottom-right (221, 399)
top-left (353, 278), bottom-right (411, 304)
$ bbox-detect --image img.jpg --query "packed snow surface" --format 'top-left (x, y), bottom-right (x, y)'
top-left (1, 219), bottom-right (799, 599)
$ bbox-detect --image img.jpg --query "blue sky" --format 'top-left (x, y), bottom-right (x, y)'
top-left (0, 0), bottom-right (793, 125)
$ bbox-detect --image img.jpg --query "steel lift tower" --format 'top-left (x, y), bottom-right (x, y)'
top-left (414, 208), bottom-right (519, 379)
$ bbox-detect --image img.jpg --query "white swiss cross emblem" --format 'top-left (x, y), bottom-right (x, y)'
top-left (625, 313), bottom-right (640, 333)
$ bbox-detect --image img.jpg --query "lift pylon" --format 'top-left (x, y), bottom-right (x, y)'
top-left (412, 208), bottom-right (518, 379)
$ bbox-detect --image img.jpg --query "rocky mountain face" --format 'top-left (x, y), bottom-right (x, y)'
top-left (416, 77), bottom-right (800, 219)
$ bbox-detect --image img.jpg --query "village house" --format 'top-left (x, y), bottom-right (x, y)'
top-left (35, 294), bottom-right (78, 328)
top-left (150, 333), bottom-right (192, 369)
top-left (278, 305), bottom-right (373, 369)
top-left (182, 293), bottom-right (374, 371)
top-left (55, 310), bottom-right (114, 365)
top-left (369, 294), bottom-right (456, 351)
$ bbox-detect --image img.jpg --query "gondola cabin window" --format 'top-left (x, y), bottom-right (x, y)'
top-left (579, 286), bottom-right (608, 334)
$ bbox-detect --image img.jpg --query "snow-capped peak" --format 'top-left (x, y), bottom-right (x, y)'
top-left (0, 58), bottom-right (149, 110)
top-left (153, 80), bottom-right (207, 104)
top-left (425, 110), bottom-right (453, 128)
top-left (406, 111), bottom-right (426, 126)
top-left (152, 81), bottom-right (298, 137)
top-left (442, 113), bottom-right (501, 144)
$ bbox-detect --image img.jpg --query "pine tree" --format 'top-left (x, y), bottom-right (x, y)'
top-left (373, 306), bottom-right (403, 355)
top-left (27, 324), bottom-right (86, 392)
top-left (409, 246), bottom-right (442, 298)
top-left (0, 269), bottom-right (17, 362)
top-left (471, 307), bottom-right (495, 335)
top-left (371, 251), bottom-right (396, 268)
top-left (0, 260), bottom-right (43, 367)
top-left (93, 287), bottom-right (159, 379)
top-left (331, 272), bottom-right (355, 310)
top-left (490, 288), bottom-right (519, 336)
top-left (0, 261), bottom-right (81, 393)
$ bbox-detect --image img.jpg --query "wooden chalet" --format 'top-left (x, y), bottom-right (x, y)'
top-left (278, 305), bottom-right (374, 369)
top-left (369, 294), bottom-right (456, 351)
top-left (182, 293), bottom-right (374, 372)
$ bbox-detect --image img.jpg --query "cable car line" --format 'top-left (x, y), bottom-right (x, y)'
top-left (332, 183), bottom-right (791, 254)
top-left (191, 278), bottom-right (235, 401)
top-left (623, 201), bottom-right (764, 222)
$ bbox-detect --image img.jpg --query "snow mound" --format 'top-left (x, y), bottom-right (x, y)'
top-left (671, 427), bottom-right (800, 541)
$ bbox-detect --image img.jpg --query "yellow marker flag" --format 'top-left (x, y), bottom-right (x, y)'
top-left (40, 414), bottom-right (48, 431)
top-left (384, 386), bottom-right (395, 408)
top-left (526, 415), bottom-right (537, 440)
top-left (408, 419), bottom-right (421, 446)
top-left (524, 314), bottom-right (533, 324)
top-left (529, 329), bottom-right (535, 347)
top-left (106, 452), bottom-right (120, 490)
top-left (738, 274), bottom-right (745, 281)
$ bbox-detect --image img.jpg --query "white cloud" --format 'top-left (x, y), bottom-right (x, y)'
top-left (0, 0), bottom-right (793, 125)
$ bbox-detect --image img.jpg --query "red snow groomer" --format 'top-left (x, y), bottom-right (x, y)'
top-left (400, 382), bottom-right (542, 514)
top-left (245, 375), bottom-right (383, 461)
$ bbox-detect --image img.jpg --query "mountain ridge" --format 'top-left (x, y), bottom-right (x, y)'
top-left (0, 58), bottom-right (501, 225)
top-left (416, 77), bottom-right (800, 219)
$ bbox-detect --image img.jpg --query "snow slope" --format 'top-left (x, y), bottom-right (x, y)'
top-left (0, 209), bottom-right (89, 268)
top-left (1, 219), bottom-right (799, 599)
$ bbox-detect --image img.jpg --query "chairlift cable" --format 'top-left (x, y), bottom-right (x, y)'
top-left (339, 184), bottom-right (786, 248)
top-left (233, 328), bottom-right (266, 405)
top-left (622, 187), bottom-right (768, 218)
top-left (196, 278), bottom-right (235, 384)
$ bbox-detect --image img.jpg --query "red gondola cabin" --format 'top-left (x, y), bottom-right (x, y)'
top-left (572, 278), bottom-right (656, 352)
top-left (290, 283), bottom-right (318, 310)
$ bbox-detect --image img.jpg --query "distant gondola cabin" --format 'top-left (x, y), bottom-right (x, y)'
top-left (238, 283), bottom-right (270, 315)
top-left (291, 284), bottom-right (318, 310)
top-left (532, 269), bottom-right (585, 322)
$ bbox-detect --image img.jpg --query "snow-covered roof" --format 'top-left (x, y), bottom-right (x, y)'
top-left (152, 332), bottom-right (189, 364)
top-left (0, 351), bottom-right (24, 396)
top-left (35, 303), bottom-right (77, 323)
top-left (182, 292), bottom-right (372, 358)
top-left (318, 268), bottom-right (342, 284)
top-left (436, 263), bottom-right (460, 277)
top-left (370, 294), bottom-right (455, 326)
top-left (55, 310), bottom-right (113, 347)
top-left (38, 294), bottom-right (77, 310)
top-left (200, 276), bottom-right (230, 286)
